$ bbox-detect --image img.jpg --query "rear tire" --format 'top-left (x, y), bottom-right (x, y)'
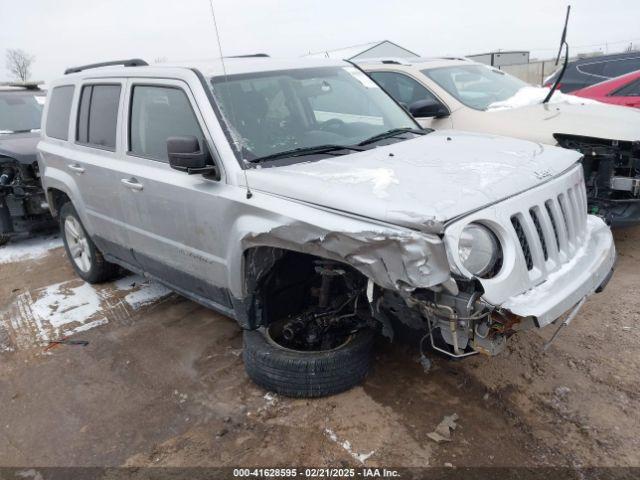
top-left (243, 327), bottom-right (374, 398)
top-left (60, 202), bottom-right (119, 283)
top-left (0, 234), bottom-right (9, 247)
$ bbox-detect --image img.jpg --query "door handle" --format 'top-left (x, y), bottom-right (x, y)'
top-left (121, 178), bottom-right (144, 191)
top-left (68, 164), bottom-right (85, 174)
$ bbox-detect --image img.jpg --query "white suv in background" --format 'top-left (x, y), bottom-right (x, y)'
top-left (359, 57), bottom-right (640, 227)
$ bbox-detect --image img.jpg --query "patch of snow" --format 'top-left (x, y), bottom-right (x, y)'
top-left (31, 281), bottom-right (104, 330)
top-left (263, 392), bottom-right (277, 407)
top-left (1, 275), bottom-right (170, 350)
top-left (487, 86), bottom-right (599, 111)
top-left (0, 235), bottom-right (63, 264)
top-left (291, 168), bottom-right (399, 198)
top-left (64, 318), bottom-right (108, 335)
top-left (124, 281), bottom-right (171, 309)
top-left (324, 427), bottom-right (375, 464)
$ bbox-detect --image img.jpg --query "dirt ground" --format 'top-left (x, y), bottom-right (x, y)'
top-left (0, 226), bottom-right (638, 469)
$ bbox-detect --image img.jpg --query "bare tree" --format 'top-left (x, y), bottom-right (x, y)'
top-left (5, 49), bottom-right (35, 82)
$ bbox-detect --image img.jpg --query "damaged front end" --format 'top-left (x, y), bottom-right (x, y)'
top-left (237, 164), bottom-right (614, 359)
top-left (555, 134), bottom-right (640, 227)
top-left (0, 157), bottom-right (54, 244)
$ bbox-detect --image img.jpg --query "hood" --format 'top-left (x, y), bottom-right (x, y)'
top-left (246, 130), bottom-right (581, 232)
top-left (486, 101), bottom-right (640, 144)
top-left (0, 131), bottom-right (40, 165)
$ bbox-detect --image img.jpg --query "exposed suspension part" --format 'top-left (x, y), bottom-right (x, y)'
top-left (273, 260), bottom-right (369, 351)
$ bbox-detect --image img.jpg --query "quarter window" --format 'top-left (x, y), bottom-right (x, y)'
top-left (76, 85), bottom-right (121, 150)
top-left (45, 85), bottom-right (75, 140)
top-left (129, 86), bottom-right (204, 162)
top-left (612, 78), bottom-right (640, 97)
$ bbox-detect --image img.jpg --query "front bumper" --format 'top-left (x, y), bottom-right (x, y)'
top-left (500, 215), bottom-right (616, 327)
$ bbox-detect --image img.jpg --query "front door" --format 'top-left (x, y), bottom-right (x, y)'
top-left (117, 79), bottom-right (232, 309)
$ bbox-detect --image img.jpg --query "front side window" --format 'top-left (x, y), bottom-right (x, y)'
top-left (45, 85), bottom-right (75, 140)
top-left (612, 78), bottom-right (640, 97)
top-left (424, 65), bottom-right (529, 111)
top-left (76, 84), bottom-right (121, 149)
top-left (0, 91), bottom-right (44, 134)
top-left (368, 71), bottom-right (439, 107)
top-left (209, 66), bottom-right (417, 161)
top-left (129, 86), bottom-right (205, 162)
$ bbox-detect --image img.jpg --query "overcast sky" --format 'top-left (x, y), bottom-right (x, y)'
top-left (2, 0), bottom-right (640, 82)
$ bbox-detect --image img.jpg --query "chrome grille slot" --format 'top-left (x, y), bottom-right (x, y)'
top-left (545, 201), bottom-right (561, 250)
top-left (529, 208), bottom-right (548, 261)
top-left (511, 215), bottom-right (533, 270)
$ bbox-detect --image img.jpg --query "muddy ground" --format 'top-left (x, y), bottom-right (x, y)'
top-left (0, 227), bottom-right (638, 469)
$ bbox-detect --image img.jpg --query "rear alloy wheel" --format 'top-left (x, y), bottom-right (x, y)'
top-left (60, 202), bottom-right (119, 283)
top-left (243, 324), bottom-right (374, 398)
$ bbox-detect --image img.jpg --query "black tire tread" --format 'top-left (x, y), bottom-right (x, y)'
top-left (243, 328), bottom-right (373, 398)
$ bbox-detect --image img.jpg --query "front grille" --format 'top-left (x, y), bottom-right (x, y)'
top-left (510, 180), bottom-right (588, 274)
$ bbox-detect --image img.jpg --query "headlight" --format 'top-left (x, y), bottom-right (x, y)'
top-left (458, 223), bottom-right (501, 277)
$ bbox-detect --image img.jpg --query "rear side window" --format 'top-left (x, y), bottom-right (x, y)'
top-left (603, 57), bottom-right (640, 78)
top-left (76, 84), bottom-right (121, 150)
top-left (45, 85), bottom-right (75, 140)
top-left (129, 85), bottom-right (204, 162)
top-left (612, 78), bottom-right (640, 97)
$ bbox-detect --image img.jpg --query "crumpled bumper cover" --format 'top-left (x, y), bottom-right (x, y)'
top-left (500, 215), bottom-right (616, 328)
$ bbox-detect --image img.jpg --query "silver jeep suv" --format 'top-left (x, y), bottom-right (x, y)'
top-left (38, 57), bottom-right (616, 397)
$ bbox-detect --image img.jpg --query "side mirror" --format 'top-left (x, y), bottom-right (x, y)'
top-left (409, 99), bottom-right (450, 119)
top-left (167, 136), bottom-right (218, 177)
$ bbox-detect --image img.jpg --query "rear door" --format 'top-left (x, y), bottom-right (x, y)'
top-left (64, 80), bottom-right (137, 265)
top-left (117, 78), bottom-right (232, 309)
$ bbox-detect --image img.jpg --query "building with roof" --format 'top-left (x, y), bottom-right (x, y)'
top-left (305, 40), bottom-right (420, 61)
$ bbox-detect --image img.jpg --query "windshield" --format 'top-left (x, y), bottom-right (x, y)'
top-left (0, 91), bottom-right (44, 133)
top-left (424, 65), bottom-right (529, 111)
top-left (209, 66), bottom-right (417, 161)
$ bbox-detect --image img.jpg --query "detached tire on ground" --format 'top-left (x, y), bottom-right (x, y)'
top-left (59, 202), bottom-right (119, 283)
top-left (243, 328), bottom-right (374, 398)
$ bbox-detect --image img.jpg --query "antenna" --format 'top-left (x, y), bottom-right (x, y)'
top-left (207, 0), bottom-right (253, 199)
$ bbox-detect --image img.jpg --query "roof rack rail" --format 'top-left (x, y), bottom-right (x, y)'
top-left (64, 58), bottom-right (148, 75)
top-left (226, 53), bottom-right (269, 58)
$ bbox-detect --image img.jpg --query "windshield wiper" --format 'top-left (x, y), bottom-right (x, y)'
top-left (357, 128), bottom-right (426, 147)
top-left (247, 144), bottom-right (364, 163)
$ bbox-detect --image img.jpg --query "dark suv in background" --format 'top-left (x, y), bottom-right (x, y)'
top-left (0, 83), bottom-right (54, 245)
top-left (544, 51), bottom-right (640, 93)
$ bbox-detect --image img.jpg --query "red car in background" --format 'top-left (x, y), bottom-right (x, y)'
top-left (572, 70), bottom-right (640, 109)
